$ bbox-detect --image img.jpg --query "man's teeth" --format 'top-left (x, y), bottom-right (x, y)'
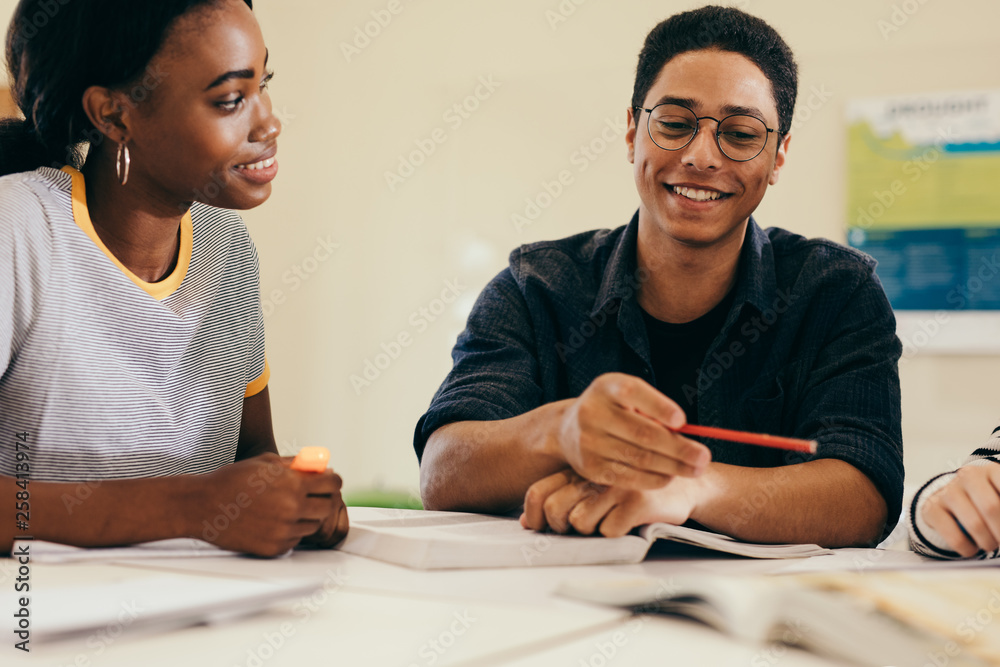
top-left (236, 157), bottom-right (276, 171)
top-left (672, 186), bottom-right (723, 201)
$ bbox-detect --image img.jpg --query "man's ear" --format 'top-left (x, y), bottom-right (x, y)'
top-left (768, 132), bottom-right (791, 186)
top-left (81, 86), bottom-right (131, 146)
top-left (626, 107), bottom-right (638, 164)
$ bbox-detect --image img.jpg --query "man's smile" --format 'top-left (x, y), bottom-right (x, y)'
top-left (665, 183), bottom-right (733, 202)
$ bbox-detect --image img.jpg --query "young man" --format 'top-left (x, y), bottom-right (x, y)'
top-left (414, 6), bottom-right (903, 547)
top-left (910, 433), bottom-right (1000, 560)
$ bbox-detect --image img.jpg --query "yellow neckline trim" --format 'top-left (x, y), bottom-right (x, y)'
top-left (62, 165), bottom-right (192, 301)
top-left (245, 358), bottom-right (271, 398)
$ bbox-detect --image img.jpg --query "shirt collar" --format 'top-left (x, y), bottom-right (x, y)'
top-left (591, 211), bottom-right (642, 317)
top-left (733, 216), bottom-right (777, 316)
top-left (591, 212), bottom-right (776, 318)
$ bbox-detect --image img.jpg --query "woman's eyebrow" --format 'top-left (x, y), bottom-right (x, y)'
top-left (203, 49), bottom-right (269, 91)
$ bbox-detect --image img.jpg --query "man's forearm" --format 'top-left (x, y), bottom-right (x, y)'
top-left (690, 459), bottom-right (887, 547)
top-left (420, 401), bottom-right (572, 513)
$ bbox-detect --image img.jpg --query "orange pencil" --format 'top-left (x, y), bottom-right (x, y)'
top-left (675, 424), bottom-right (817, 454)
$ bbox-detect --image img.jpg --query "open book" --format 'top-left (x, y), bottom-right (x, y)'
top-left (555, 574), bottom-right (950, 667)
top-left (338, 507), bottom-right (829, 569)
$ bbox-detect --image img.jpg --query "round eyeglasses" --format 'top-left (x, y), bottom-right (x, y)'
top-left (634, 103), bottom-right (776, 162)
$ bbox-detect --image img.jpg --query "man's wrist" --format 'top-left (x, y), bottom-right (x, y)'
top-left (535, 399), bottom-right (573, 465)
top-left (685, 462), bottom-right (720, 526)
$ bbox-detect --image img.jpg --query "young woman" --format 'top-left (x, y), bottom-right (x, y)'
top-left (0, 0), bottom-right (348, 556)
top-left (910, 431), bottom-right (1000, 559)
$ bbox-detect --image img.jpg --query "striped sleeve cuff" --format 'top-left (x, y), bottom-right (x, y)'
top-left (909, 471), bottom-right (958, 557)
top-left (909, 457), bottom-right (1000, 559)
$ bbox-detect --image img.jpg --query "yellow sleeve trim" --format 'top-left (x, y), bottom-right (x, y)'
top-left (245, 358), bottom-right (270, 398)
top-left (62, 165), bottom-right (192, 301)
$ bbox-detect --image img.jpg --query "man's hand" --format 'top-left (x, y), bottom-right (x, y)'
top-left (198, 453), bottom-right (347, 557)
top-left (923, 465), bottom-right (1000, 557)
top-left (552, 373), bottom-right (710, 490)
top-left (520, 468), bottom-right (699, 538)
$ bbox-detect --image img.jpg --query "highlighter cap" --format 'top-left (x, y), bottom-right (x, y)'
top-left (291, 446), bottom-right (330, 473)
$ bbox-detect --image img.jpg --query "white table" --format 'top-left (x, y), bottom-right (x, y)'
top-left (4, 539), bottom-right (895, 667)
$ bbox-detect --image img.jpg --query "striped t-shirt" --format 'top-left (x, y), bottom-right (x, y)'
top-left (0, 166), bottom-right (268, 482)
top-left (908, 429), bottom-right (1000, 560)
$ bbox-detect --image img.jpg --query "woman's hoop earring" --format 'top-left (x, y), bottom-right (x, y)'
top-left (116, 142), bottom-right (131, 186)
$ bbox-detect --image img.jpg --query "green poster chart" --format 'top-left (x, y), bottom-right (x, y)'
top-left (846, 91), bottom-right (1000, 311)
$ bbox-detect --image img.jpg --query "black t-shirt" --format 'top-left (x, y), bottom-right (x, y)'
top-left (640, 290), bottom-right (735, 425)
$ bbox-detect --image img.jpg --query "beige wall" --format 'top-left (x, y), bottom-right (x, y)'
top-left (3, 1), bottom-right (999, 498)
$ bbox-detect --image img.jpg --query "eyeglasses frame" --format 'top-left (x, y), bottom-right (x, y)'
top-left (633, 102), bottom-right (777, 162)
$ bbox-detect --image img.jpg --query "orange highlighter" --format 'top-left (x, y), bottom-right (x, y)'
top-left (290, 447), bottom-right (330, 472)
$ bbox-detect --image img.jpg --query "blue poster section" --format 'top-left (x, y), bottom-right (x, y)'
top-left (847, 227), bottom-right (1000, 310)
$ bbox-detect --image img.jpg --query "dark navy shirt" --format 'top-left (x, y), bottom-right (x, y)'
top-left (415, 213), bottom-right (904, 536)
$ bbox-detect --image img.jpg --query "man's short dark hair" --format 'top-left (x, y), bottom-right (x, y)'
top-left (631, 6), bottom-right (798, 137)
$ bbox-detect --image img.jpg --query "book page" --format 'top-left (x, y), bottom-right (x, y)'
top-left (641, 523), bottom-right (830, 559)
top-left (792, 570), bottom-right (1000, 665)
top-left (556, 574), bottom-right (937, 667)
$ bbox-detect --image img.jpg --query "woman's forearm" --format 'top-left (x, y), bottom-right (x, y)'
top-left (0, 473), bottom-right (202, 555)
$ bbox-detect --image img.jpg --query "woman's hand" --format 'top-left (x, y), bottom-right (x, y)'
top-left (197, 453), bottom-right (347, 557)
top-left (923, 465), bottom-right (1000, 557)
